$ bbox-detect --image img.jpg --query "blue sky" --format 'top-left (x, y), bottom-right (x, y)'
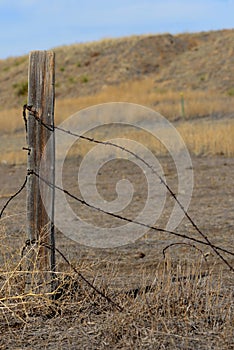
top-left (0, 0), bottom-right (233, 59)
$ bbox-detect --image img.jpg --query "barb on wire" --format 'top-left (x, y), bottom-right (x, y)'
top-left (32, 170), bottom-right (234, 271)
top-left (24, 105), bottom-right (234, 272)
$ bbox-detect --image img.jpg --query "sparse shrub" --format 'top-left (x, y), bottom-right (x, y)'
top-left (90, 51), bottom-right (100, 58)
top-left (76, 61), bottom-right (81, 67)
top-left (227, 87), bottom-right (234, 96)
top-left (68, 77), bottom-right (76, 84)
top-left (153, 87), bottom-right (168, 94)
top-left (60, 66), bottom-right (65, 72)
top-left (199, 74), bottom-right (206, 82)
top-left (12, 81), bottom-right (28, 97)
top-left (80, 75), bottom-right (89, 83)
top-left (13, 57), bottom-right (27, 66)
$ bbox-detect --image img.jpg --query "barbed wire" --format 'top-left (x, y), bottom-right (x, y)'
top-left (1, 169), bottom-right (234, 261)
top-left (0, 105), bottom-right (233, 272)
top-left (23, 105), bottom-right (234, 271)
top-left (32, 169), bottom-right (234, 270)
top-left (43, 242), bottom-right (123, 310)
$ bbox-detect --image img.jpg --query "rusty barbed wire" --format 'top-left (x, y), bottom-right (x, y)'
top-left (1, 169), bottom-right (233, 262)
top-left (1, 105), bottom-right (233, 272)
top-left (32, 170), bottom-right (234, 270)
top-left (23, 105), bottom-right (234, 271)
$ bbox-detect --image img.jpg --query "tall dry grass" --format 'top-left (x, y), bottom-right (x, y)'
top-left (54, 80), bottom-right (234, 124)
top-left (0, 78), bottom-right (233, 132)
top-left (0, 79), bottom-right (233, 164)
top-left (178, 119), bottom-right (234, 157)
top-left (0, 227), bottom-right (233, 349)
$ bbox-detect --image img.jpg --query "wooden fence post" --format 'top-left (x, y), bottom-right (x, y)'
top-left (26, 51), bottom-right (55, 287)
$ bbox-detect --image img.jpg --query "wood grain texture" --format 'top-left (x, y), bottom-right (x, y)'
top-left (27, 51), bottom-right (55, 274)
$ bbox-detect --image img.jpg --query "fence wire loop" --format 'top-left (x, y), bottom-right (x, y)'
top-left (162, 242), bottom-right (210, 271)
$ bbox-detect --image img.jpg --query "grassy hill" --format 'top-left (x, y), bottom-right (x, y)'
top-left (0, 29), bottom-right (234, 163)
top-left (0, 29), bottom-right (234, 109)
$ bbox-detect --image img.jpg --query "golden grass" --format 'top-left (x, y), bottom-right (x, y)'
top-left (0, 79), bottom-right (233, 164)
top-left (1, 78), bottom-right (233, 132)
top-left (58, 118), bottom-right (234, 163)
top-left (1, 118), bottom-right (233, 165)
top-left (0, 107), bottom-right (23, 134)
top-left (178, 119), bottom-right (234, 157)
top-left (54, 79), bottom-right (234, 124)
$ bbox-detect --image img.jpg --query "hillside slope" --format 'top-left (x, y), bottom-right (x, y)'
top-left (0, 29), bottom-right (234, 110)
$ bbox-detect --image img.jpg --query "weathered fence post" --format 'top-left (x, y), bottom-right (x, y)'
top-left (26, 51), bottom-right (55, 288)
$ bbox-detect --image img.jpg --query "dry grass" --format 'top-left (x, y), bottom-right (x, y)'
top-left (0, 77), bottom-right (234, 134)
top-left (0, 107), bottom-right (23, 134)
top-left (54, 80), bottom-right (234, 124)
top-left (0, 80), bottom-right (234, 165)
top-left (0, 228), bottom-right (233, 349)
top-left (1, 30), bottom-right (233, 348)
top-left (178, 119), bottom-right (234, 157)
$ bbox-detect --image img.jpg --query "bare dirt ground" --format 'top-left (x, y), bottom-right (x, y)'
top-left (0, 155), bottom-right (233, 349)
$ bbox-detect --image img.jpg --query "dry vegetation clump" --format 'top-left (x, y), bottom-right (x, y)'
top-left (178, 119), bottom-right (234, 156)
top-left (0, 229), bottom-right (233, 349)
